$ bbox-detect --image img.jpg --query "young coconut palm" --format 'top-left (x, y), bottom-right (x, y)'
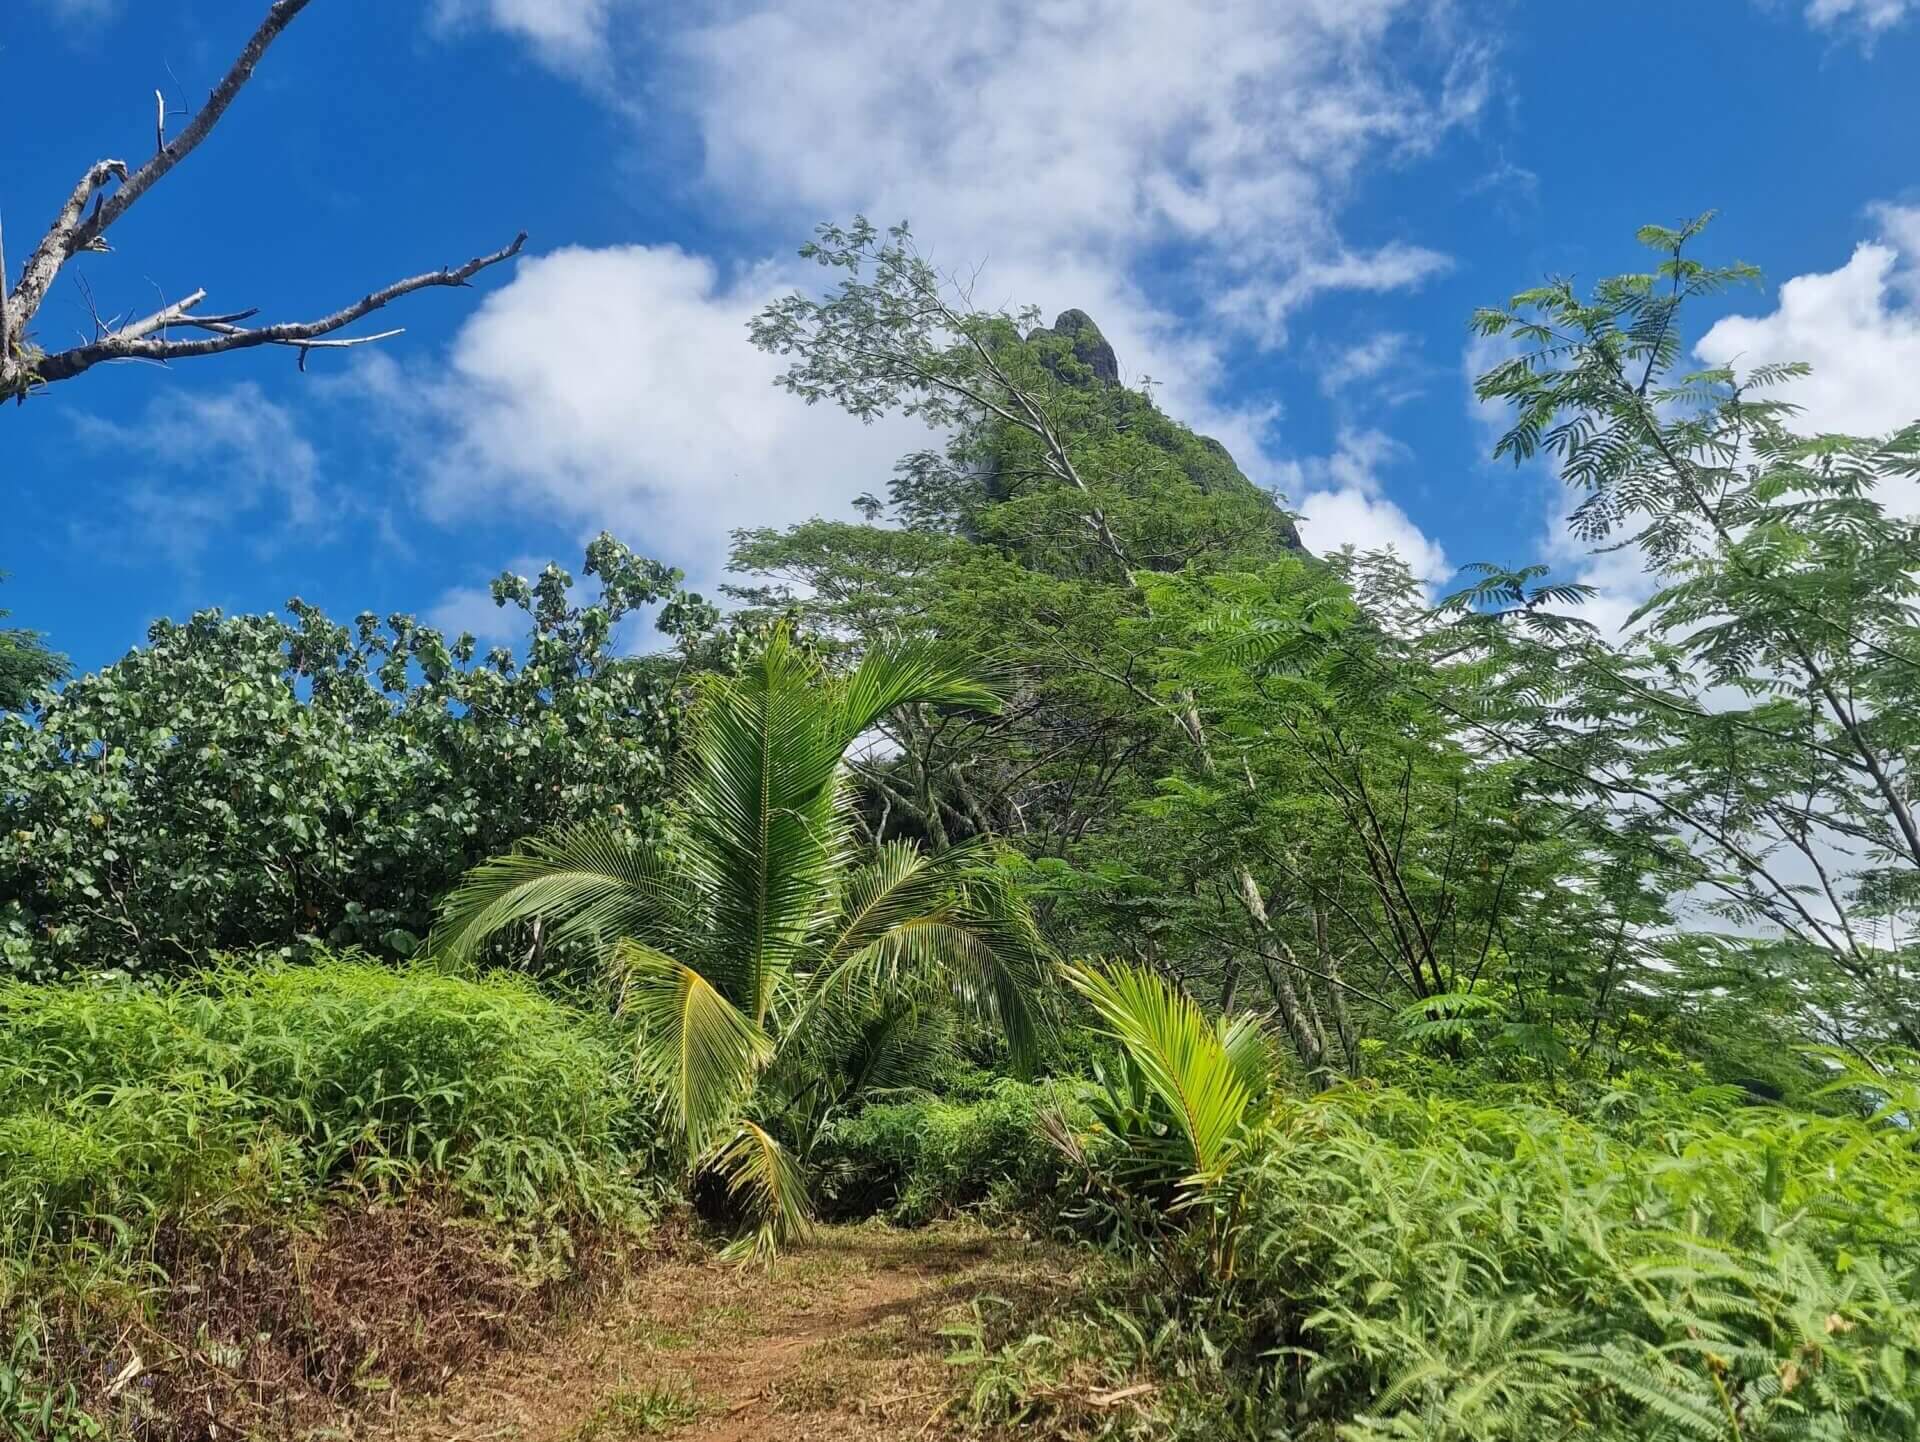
top-left (1063, 960), bottom-right (1276, 1185)
top-left (430, 625), bottom-right (1049, 1253)
top-left (1058, 960), bottom-right (1276, 1275)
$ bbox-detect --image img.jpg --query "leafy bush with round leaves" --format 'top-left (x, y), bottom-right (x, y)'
top-left (0, 534), bottom-right (709, 980)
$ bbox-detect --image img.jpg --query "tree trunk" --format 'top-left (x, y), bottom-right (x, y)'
top-left (1235, 868), bottom-right (1330, 1082)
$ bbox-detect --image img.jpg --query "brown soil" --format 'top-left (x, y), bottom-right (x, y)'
top-left (389, 1220), bottom-right (1083, 1442)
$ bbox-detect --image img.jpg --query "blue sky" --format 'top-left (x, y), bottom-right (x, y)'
top-left (6, 0), bottom-right (1920, 676)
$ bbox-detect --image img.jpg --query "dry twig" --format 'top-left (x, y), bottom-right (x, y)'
top-left (0, 0), bottom-right (521, 402)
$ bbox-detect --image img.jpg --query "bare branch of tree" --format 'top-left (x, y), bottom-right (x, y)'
top-left (0, 213), bottom-right (10, 367)
top-left (31, 233), bottom-right (527, 386)
top-left (72, 0), bottom-right (316, 251)
top-left (7, 160), bottom-right (128, 342)
top-left (1, 0), bottom-right (521, 403)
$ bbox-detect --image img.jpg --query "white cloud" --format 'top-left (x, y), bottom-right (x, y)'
top-left (1282, 428), bottom-right (1450, 580)
top-left (1696, 216), bottom-right (1920, 437)
top-left (69, 384), bottom-right (322, 567)
top-left (411, 0), bottom-right (1476, 588)
top-left (1298, 487), bottom-right (1449, 579)
top-left (1696, 204), bottom-right (1920, 508)
top-left (1321, 332), bottom-right (1414, 395)
top-left (430, 0), bottom-right (613, 72)
top-left (1871, 201), bottom-right (1920, 266)
top-left (1802, 0), bottom-right (1913, 35)
top-left (1219, 244), bottom-right (1453, 341)
top-left (675, 0), bottom-right (1479, 345)
top-left (382, 245), bottom-right (916, 587)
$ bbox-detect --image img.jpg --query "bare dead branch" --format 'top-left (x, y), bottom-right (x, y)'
top-left (31, 233), bottom-right (527, 386)
top-left (6, 1), bottom-right (312, 340)
top-left (0, 214), bottom-right (10, 366)
top-left (117, 289), bottom-right (208, 344)
top-left (8, 160), bottom-right (128, 333)
top-left (72, 0), bottom-right (317, 252)
top-left (1, 0), bottom-right (521, 403)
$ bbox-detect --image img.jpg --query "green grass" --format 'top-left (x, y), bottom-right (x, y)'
top-left (0, 952), bottom-right (657, 1435)
top-left (567, 1379), bottom-right (703, 1438)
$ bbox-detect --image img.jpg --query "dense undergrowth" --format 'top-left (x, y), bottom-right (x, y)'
top-left (812, 1073), bottom-right (1079, 1225)
top-left (0, 956), bottom-right (656, 1439)
top-left (12, 955), bottom-right (1909, 1440)
top-left (1218, 1087), bottom-right (1920, 1439)
top-left (913, 990), bottom-right (1920, 1440)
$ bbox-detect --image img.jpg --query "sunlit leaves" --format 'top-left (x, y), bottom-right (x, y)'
top-left (1063, 959), bottom-right (1271, 1181)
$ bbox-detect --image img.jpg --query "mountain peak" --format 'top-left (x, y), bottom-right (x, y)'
top-left (1026, 309), bottom-right (1120, 385)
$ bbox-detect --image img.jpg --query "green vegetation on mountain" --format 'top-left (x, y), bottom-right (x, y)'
top-left (7, 213), bottom-right (1920, 1440)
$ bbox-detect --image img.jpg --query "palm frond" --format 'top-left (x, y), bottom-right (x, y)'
top-left (706, 1119), bottom-right (813, 1259)
top-left (796, 842), bottom-right (1051, 1076)
top-left (833, 633), bottom-right (1008, 744)
top-left (1063, 960), bottom-right (1258, 1179)
top-left (937, 868), bottom-right (1053, 1074)
top-left (429, 822), bottom-right (677, 968)
top-left (618, 942), bottom-right (773, 1155)
top-left (679, 627), bottom-right (854, 1019)
top-left (822, 839), bottom-right (963, 966)
top-left (1217, 1010), bottom-right (1278, 1102)
top-left (832, 994), bottom-right (957, 1101)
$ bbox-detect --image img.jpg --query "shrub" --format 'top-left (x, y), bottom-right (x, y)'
top-left (813, 1079), bottom-right (1075, 1224)
top-left (0, 957), bottom-right (646, 1232)
top-left (1053, 1081), bottom-right (1920, 1440)
top-left (0, 534), bottom-right (698, 982)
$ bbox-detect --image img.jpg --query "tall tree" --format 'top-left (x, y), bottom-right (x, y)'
top-left (1, 1), bottom-right (521, 403)
top-left (747, 218), bottom-right (1364, 1076)
top-left (1169, 553), bottom-right (1674, 1083)
top-left (1460, 213), bottom-right (1920, 1048)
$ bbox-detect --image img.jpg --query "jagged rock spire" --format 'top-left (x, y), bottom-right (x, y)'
top-left (1017, 308), bottom-right (1304, 555)
top-left (1025, 309), bottom-right (1120, 385)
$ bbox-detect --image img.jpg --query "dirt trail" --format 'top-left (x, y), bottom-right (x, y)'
top-left (391, 1221), bottom-right (1076, 1442)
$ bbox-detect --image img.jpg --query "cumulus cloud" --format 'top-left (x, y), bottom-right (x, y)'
top-left (1282, 428), bottom-right (1450, 580)
top-left (1696, 205), bottom-right (1920, 445)
top-left (426, 584), bottom-right (522, 644)
top-left (379, 245), bottom-right (916, 587)
top-left (675, 0), bottom-right (1480, 344)
top-left (1696, 204), bottom-right (1920, 518)
top-left (409, 0), bottom-right (1476, 587)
